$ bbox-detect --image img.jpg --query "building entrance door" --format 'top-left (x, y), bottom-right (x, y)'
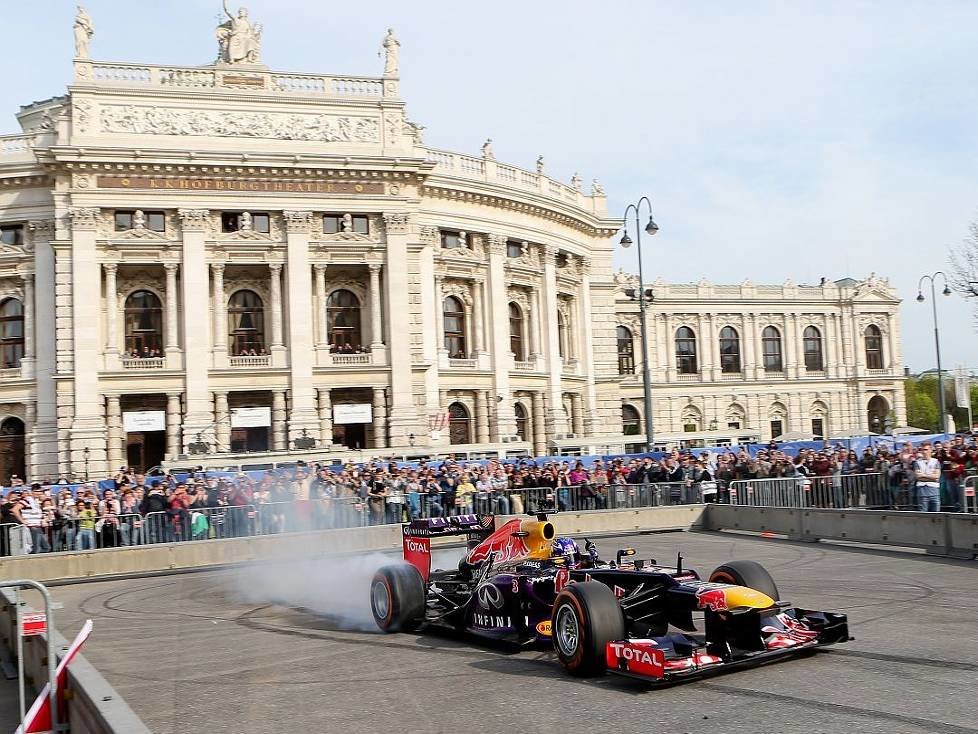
top-left (126, 431), bottom-right (166, 472)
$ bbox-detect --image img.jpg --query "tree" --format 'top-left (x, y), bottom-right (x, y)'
top-left (905, 378), bottom-right (938, 431)
top-left (949, 219), bottom-right (978, 325)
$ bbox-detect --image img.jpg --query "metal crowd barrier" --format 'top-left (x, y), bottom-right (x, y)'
top-left (0, 523), bottom-right (29, 556)
top-left (964, 475), bottom-right (977, 514)
top-left (728, 472), bottom-right (894, 510)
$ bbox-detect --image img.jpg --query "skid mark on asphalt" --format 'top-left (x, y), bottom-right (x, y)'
top-left (699, 683), bottom-right (978, 734)
top-left (821, 648), bottom-right (978, 672)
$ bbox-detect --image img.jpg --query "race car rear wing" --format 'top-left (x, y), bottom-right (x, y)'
top-left (402, 514), bottom-right (495, 581)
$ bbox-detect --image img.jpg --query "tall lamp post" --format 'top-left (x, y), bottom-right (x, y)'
top-left (619, 197), bottom-right (659, 452)
top-left (916, 272), bottom-right (952, 436)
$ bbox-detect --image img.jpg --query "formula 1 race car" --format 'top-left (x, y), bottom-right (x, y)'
top-left (369, 514), bottom-right (849, 683)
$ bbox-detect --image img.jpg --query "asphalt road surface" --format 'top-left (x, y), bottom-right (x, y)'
top-left (46, 531), bottom-right (978, 734)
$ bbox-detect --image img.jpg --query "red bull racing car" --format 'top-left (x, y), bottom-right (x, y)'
top-left (370, 514), bottom-right (849, 683)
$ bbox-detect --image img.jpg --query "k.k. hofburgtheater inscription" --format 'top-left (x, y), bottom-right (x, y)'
top-left (95, 176), bottom-right (387, 194)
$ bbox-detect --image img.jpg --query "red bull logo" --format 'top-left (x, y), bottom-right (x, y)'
top-left (466, 519), bottom-right (530, 565)
top-left (696, 587), bottom-right (728, 612)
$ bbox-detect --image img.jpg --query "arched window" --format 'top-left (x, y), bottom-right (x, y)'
top-left (675, 327), bottom-right (697, 374)
top-left (0, 417), bottom-right (25, 484)
top-left (0, 298), bottom-right (24, 369)
top-left (123, 290), bottom-right (163, 355)
top-left (621, 404), bottom-right (640, 435)
top-left (514, 402), bottom-right (529, 442)
top-left (227, 290), bottom-right (265, 356)
top-left (768, 402), bottom-right (788, 441)
top-left (327, 289), bottom-right (362, 351)
top-left (864, 325), bottom-right (883, 370)
top-left (443, 296), bottom-right (467, 358)
top-left (803, 326), bottom-right (824, 372)
top-left (718, 326), bottom-right (741, 373)
top-left (616, 326), bottom-right (635, 375)
top-left (509, 303), bottom-right (524, 361)
top-left (557, 311), bottom-right (568, 360)
top-left (762, 326), bottom-right (783, 372)
top-left (867, 395), bottom-right (889, 434)
top-left (448, 402), bottom-right (471, 445)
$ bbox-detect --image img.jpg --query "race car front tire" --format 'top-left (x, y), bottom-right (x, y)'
top-left (551, 581), bottom-right (625, 677)
top-left (371, 563), bottom-right (425, 633)
top-left (709, 560), bottom-right (780, 601)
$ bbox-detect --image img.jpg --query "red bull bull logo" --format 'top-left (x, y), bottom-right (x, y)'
top-left (696, 587), bottom-right (728, 612)
top-left (466, 519), bottom-right (531, 565)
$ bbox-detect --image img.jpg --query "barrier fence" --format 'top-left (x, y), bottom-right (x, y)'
top-left (729, 473), bottom-right (901, 510)
top-left (964, 475), bottom-right (977, 514)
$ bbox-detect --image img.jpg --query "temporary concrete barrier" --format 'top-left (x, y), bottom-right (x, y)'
top-left (705, 505), bottom-right (978, 559)
top-left (0, 506), bottom-right (709, 583)
top-left (0, 588), bottom-right (150, 734)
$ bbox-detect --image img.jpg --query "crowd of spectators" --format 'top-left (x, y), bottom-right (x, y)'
top-left (0, 434), bottom-right (975, 556)
top-left (329, 343), bottom-right (368, 354)
top-left (126, 346), bottom-right (164, 359)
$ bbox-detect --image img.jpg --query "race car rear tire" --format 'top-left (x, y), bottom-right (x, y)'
top-left (371, 563), bottom-right (425, 633)
top-left (551, 581), bottom-right (625, 677)
top-left (709, 560), bottom-right (780, 601)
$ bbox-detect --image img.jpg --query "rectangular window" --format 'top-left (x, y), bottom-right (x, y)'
top-left (441, 230), bottom-right (462, 249)
top-left (0, 225), bottom-right (24, 245)
top-left (770, 420), bottom-right (783, 440)
top-left (324, 214), bottom-right (369, 234)
top-left (114, 211), bottom-right (166, 232)
top-left (507, 240), bottom-right (524, 258)
top-left (222, 212), bottom-right (270, 234)
top-left (811, 418), bottom-right (824, 439)
top-left (727, 421), bottom-right (741, 430)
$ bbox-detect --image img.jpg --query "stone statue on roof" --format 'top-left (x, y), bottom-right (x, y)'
top-left (382, 28), bottom-right (400, 76)
top-left (74, 6), bottom-right (94, 59)
top-left (216, 2), bottom-right (263, 65)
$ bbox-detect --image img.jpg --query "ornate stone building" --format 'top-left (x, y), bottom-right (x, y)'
top-left (0, 7), bottom-right (904, 479)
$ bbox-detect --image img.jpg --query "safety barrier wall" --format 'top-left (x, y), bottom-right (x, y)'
top-left (0, 588), bottom-right (150, 734)
top-left (964, 476), bottom-right (977, 514)
top-left (0, 505), bottom-right (709, 583)
top-left (706, 505), bottom-right (978, 559)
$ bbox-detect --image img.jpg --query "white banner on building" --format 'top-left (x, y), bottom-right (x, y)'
top-left (333, 403), bottom-right (373, 425)
top-left (955, 371), bottom-right (971, 408)
top-left (230, 406), bottom-right (272, 428)
top-left (122, 410), bottom-right (165, 433)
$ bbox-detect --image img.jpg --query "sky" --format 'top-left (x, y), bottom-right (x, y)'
top-left (1, 1), bottom-right (976, 372)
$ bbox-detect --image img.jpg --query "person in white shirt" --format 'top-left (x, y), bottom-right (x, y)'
top-left (913, 443), bottom-right (941, 512)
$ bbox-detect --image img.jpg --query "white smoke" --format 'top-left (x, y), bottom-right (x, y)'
top-left (234, 548), bottom-right (463, 632)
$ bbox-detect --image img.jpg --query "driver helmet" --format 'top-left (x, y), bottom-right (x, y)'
top-left (552, 537), bottom-right (580, 563)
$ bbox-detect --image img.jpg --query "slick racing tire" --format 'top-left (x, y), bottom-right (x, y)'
top-left (371, 563), bottom-right (425, 633)
top-left (551, 581), bottom-right (625, 677)
top-left (710, 560), bottom-right (780, 601)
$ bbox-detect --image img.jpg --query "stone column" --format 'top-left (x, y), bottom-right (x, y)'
top-left (165, 392), bottom-right (182, 460)
top-left (372, 387), bottom-right (388, 449)
top-left (214, 392), bottom-right (230, 453)
top-left (271, 390), bottom-right (287, 451)
top-left (381, 213), bottom-right (419, 444)
top-left (541, 245), bottom-right (567, 436)
top-left (472, 278), bottom-right (485, 356)
top-left (529, 287), bottom-right (542, 360)
top-left (105, 395), bottom-right (123, 471)
top-left (743, 314), bottom-right (757, 378)
top-left (269, 263), bottom-right (285, 365)
top-left (476, 390), bottom-right (490, 444)
top-left (825, 314), bottom-right (839, 378)
top-left (368, 263), bottom-right (384, 353)
top-left (571, 393), bottom-right (584, 436)
top-left (794, 314), bottom-right (807, 374)
top-left (785, 313), bottom-right (800, 379)
top-left (210, 263), bottom-right (225, 363)
top-left (68, 207), bottom-right (107, 478)
top-left (434, 275), bottom-right (446, 357)
top-left (419, 240), bottom-right (440, 428)
top-left (283, 211), bottom-right (319, 443)
top-left (27, 220), bottom-right (58, 478)
top-left (664, 315), bottom-right (677, 382)
top-left (532, 391), bottom-right (547, 456)
top-left (754, 316), bottom-right (766, 379)
top-left (164, 263), bottom-right (180, 364)
top-left (314, 264), bottom-right (328, 348)
top-left (317, 388), bottom-right (333, 447)
top-left (19, 273), bottom-right (35, 378)
top-left (486, 234), bottom-right (514, 438)
top-left (704, 313), bottom-right (718, 382)
top-left (178, 209), bottom-right (213, 452)
top-left (104, 263), bottom-right (119, 358)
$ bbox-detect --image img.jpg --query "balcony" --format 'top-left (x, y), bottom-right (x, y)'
top-left (675, 373), bottom-right (699, 382)
top-left (230, 355), bottom-right (271, 368)
top-left (865, 368), bottom-right (889, 377)
top-left (121, 357), bottom-right (165, 370)
top-left (332, 353), bottom-right (372, 366)
top-left (448, 358), bottom-right (477, 369)
top-left (514, 360), bottom-right (535, 372)
top-left (0, 367), bottom-right (22, 380)
top-left (764, 370), bottom-right (786, 379)
top-left (720, 371), bottom-right (744, 380)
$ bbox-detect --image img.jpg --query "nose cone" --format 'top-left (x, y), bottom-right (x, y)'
top-left (723, 586), bottom-right (777, 610)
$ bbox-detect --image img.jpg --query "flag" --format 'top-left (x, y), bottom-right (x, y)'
top-left (16, 619), bottom-right (93, 734)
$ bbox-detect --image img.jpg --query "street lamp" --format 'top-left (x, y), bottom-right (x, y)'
top-left (619, 196), bottom-right (659, 452)
top-left (916, 271), bottom-right (952, 436)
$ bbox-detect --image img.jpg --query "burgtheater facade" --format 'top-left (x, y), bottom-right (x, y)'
top-left (0, 7), bottom-right (905, 479)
